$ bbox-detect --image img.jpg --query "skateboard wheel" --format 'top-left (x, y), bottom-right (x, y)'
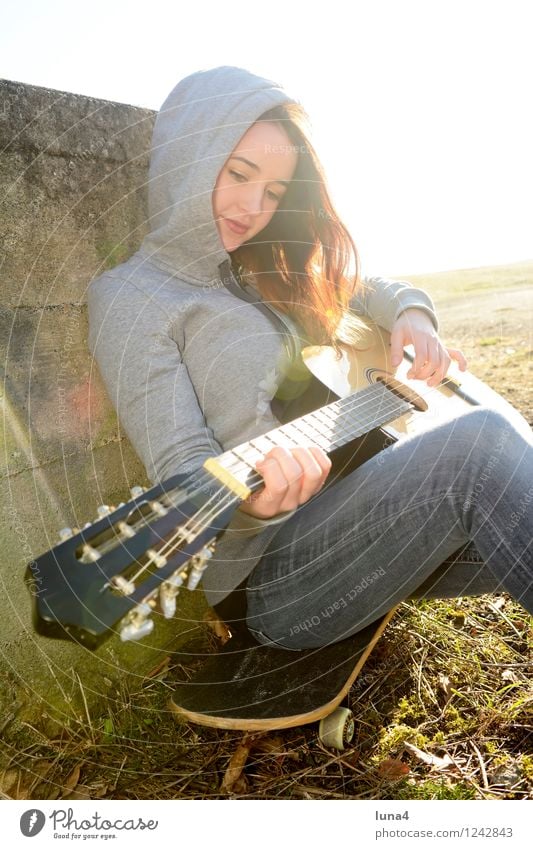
top-left (318, 707), bottom-right (355, 750)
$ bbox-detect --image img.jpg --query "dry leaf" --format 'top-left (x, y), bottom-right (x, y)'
top-left (252, 735), bottom-right (284, 754)
top-left (340, 750), bottom-right (361, 769)
top-left (403, 741), bottom-right (453, 770)
top-left (0, 768), bottom-right (19, 797)
top-left (204, 609), bottom-right (232, 644)
top-left (221, 737), bottom-right (252, 793)
top-left (501, 668), bottom-right (518, 683)
top-left (145, 656), bottom-right (171, 679)
top-left (377, 758), bottom-right (410, 778)
top-left (438, 673), bottom-right (452, 701)
top-left (88, 780), bottom-right (109, 799)
top-left (63, 784), bottom-right (92, 800)
top-left (230, 774), bottom-right (249, 794)
top-left (1, 761), bottom-right (54, 799)
top-left (489, 763), bottom-right (522, 787)
top-left (62, 764), bottom-right (81, 796)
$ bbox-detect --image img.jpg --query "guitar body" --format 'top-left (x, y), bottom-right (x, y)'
top-left (272, 320), bottom-right (530, 483)
top-left (304, 320), bottom-right (530, 434)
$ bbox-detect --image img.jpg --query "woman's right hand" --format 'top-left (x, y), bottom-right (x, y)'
top-left (238, 445), bottom-right (332, 519)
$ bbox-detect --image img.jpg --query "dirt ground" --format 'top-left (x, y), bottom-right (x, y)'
top-left (414, 278), bottom-right (532, 426)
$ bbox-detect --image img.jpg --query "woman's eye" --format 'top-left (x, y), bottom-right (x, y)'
top-left (229, 169), bottom-right (281, 202)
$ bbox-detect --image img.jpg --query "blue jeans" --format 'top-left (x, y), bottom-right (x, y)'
top-left (245, 407), bottom-right (533, 649)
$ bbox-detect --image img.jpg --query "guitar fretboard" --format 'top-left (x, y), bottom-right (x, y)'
top-left (219, 381), bottom-right (412, 491)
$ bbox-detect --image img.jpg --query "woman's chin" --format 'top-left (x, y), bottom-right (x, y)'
top-left (224, 237), bottom-right (242, 253)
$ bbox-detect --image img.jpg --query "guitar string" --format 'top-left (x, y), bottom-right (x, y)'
top-left (121, 387), bottom-right (410, 589)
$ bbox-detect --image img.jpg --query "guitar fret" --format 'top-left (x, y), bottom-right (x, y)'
top-left (319, 405), bottom-right (356, 443)
top-left (291, 417), bottom-right (330, 449)
top-left (261, 428), bottom-right (300, 450)
top-left (311, 407), bottom-right (341, 435)
top-left (320, 404), bottom-right (341, 423)
top-left (248, 434), bottom-right (281, 455)
top-left (331, 398), bottom-right (405, 447)
top-left (228, 446), bottom-right (258, 469)
top-left (306, 411), bottom-right (337, 442)
top-left (282, 421), bottom-right (321, 447)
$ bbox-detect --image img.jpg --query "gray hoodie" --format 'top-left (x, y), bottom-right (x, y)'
top-left (87, 66), bottom-right (438, 606)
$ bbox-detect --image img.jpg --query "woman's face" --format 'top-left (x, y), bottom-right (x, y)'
top-left (212, 121), bottom-right (299, 252)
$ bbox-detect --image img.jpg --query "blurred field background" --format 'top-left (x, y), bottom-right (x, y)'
top-left (404, 260), bottom-right (532, 425)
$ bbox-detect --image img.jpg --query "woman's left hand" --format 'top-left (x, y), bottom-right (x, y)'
top-left (390, 308), bottom-right (467, 387)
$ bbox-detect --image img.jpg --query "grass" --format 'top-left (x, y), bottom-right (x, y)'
top-left (2, 596), bottom-right (530, 800)
top-left (1, 262), bottom-right (531, 800)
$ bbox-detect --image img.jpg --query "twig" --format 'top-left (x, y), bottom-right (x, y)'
top-left (470, 741), bottom-right (489, 790)
top-left (486, 600), bottom-right (523, 639)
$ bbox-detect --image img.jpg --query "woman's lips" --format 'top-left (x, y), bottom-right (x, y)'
top-left (225, 218), bottom-right (249, 235)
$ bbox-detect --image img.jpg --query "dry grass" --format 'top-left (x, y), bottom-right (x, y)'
top-left (1, 262), bottom-right (532, 800)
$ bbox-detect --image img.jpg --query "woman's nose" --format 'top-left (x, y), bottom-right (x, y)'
top-left (239, 182), bottom-right (264, 215)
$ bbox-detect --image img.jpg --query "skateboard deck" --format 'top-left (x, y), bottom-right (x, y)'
top-left (170, 605), bottom-right (398, 742)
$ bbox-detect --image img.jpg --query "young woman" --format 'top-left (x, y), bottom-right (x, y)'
top-left (88, 66), bottom-right (533, 650)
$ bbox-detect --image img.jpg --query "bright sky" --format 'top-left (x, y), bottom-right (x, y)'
top-left (2, 0), bottom-right (532, 277)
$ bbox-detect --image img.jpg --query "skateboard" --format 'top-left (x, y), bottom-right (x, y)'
top-left (169, 605), bottom-right (399, 750)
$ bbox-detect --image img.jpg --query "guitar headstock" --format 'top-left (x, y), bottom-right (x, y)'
top-left (25, 471), bottom-right (238, 649)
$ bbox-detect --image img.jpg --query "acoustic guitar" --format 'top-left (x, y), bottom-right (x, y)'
top-left (25, 322), bottom-right (529, 648)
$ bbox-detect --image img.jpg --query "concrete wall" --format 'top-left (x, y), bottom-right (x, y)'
top-left (0, 80), bottom-right (206, 751)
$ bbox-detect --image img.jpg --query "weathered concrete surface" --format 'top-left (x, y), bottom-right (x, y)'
top-left (0, 80), bottom-right (208, 755)
top-left (0, 78), bottom-right (153, 308)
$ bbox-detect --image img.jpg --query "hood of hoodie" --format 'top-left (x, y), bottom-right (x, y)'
top-left (137, 66), bottom-right (298, 287)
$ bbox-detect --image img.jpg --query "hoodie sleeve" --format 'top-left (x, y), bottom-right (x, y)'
top-left (350, 275), bottom-right (439, 332)
top-left (87, 275), bottom-right (225, 484)
top-left (87, 274), bottom-right (295, 536)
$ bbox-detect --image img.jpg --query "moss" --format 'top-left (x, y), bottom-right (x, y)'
top-left (442, 703), bottom-right (478, 735)
top-left (390, 778), bottom-right (477, 800)
top-left (431, 731), bottom-right (447, 747)
top-left (394, 695), bottom-right (427, 724)
top-left (518, 755), bottom-right (533, 781)
top-left (95, 240), bottom-right (131, 270)
top-left (375, 723), bottom-right (430, 757)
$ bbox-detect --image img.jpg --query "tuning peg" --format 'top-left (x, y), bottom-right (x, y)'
top-left (96, 504), bottom-right (112, 518)
top-left (120, 618), bottom-right (154, 642)
top-left (159, 570), bottom-right (187, 619)
top-left (119, 602), bottom-right (154, 642)
top-left (187, 546), bottom-right (213, 590)
top-left (130, 485), bottom-right (146, 499)
top-left (159, 585), bottom-right (178, 619)
top-left (58, 527), bottom-right (73, 542)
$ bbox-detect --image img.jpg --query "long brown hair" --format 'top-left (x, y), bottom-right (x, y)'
top-left (231, 102), bottom-right (367, 355)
